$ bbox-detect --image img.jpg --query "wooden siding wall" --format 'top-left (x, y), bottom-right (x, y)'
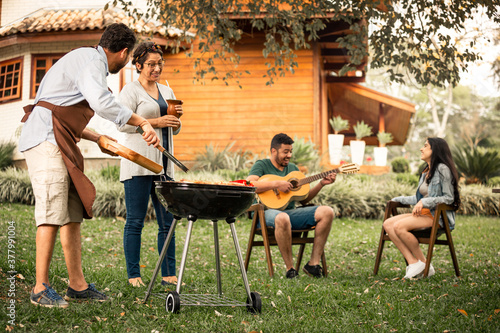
top-left (161, 35), bottom-right (315, 161)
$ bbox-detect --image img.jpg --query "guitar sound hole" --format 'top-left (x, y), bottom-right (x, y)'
top-left (290, 179), bottom-right (300, 189)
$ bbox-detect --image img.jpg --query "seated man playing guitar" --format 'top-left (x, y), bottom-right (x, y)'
top-left (247, 133), bottom-right (336, 279)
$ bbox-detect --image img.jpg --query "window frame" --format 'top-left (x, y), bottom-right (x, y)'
top-left (0, 57), bottom-right (23, 104)
top-left (119, 60), bottom-right (139, 91)
top-left (30, 53), bottom-right (64, 99)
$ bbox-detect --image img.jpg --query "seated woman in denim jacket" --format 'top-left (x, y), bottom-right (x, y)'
top-left (384, 137), bottom-right (460, 279)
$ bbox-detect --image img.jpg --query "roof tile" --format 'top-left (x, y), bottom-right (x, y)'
top-left (0, 7), bottom-right (179, 38)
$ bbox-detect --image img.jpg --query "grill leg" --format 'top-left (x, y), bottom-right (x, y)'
top-left (144, 217), bottom-right (179, 303)
top-left (213, 220), bottom-right (223, 296)
top-left (227, 218), bottom-right (252, 301)
top-left (176, 216), bottom-right (197, 294)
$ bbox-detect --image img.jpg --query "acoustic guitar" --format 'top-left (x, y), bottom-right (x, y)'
top-left (257, 163), bottom-right (360, 210)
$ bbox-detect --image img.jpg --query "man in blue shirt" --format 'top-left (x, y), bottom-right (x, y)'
top-left (20, 23), bottom-right (160, 308)
top-left (247, 133), bottom-right (336, 279)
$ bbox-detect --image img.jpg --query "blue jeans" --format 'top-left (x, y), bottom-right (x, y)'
top-left (123, 175), bottom-right (176, 278)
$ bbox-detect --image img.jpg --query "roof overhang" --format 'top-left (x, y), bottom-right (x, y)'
top-left (0, 7), bottom-right (183, 49)
top-left (328, 83), bottom-right (415, 145)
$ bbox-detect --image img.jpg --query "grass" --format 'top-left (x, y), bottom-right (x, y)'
top-left (1, 202), bottom-right (499, 332)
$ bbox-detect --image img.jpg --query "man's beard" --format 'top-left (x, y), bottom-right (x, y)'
top-left (277, 157), bottom-right (289, 167)
top-left (109, 59), bottom-right (127, 74)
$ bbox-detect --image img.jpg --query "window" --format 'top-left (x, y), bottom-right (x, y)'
top-left (0, 57), bottom-right (23, 103)
top-left (120, 60), bottom-right (139, 90)
top-left (31, 54), bottom-right (63, 98)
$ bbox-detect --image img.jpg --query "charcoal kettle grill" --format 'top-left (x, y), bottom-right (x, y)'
top-left (143, 180), bottom-right (262, 314)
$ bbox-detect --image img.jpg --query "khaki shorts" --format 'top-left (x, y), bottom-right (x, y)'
top-left (24, 141), bottom-right (83, 226)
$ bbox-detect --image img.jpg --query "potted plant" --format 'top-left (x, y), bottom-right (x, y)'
top-left (374, 131), bottom-right (393, 166)
top-left (350, 121), bottom-right (373, 165)
top-left (328, 116), bottom-right (349, 165)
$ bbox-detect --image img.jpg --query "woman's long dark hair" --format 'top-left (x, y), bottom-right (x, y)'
top-left (424, 137), bottom-right (461, 210)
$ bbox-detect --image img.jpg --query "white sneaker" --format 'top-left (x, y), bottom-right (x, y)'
top-left (417, 263), bottom-right (435, 278)
top-left (427, 264), bottom-right (435, 277)
top-left (404, 260), bottom-right (426, 279)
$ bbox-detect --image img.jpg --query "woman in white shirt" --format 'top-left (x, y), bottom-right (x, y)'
top-left (118, 42), bottom-right (182, 287)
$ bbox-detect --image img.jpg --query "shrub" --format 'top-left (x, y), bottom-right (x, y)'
top-left (87, 173), bottom-right (155, 220)
top-left (416, 162), bottom-right (427, 175)
top-left (488, 176), bottom-right (500, 187)
top-left (313, 175), bottom-right (414, 219)
top-left (290, 136), bottom-right (321, 174)
top-left (459, 185), bottom-right (499, 216)
top-left (396, 173), bottom-right (420, 187)
top-left (0, 167), bottom-right (34, 205)
top-left (216, 168), bottom-right (251, 181)
top-left (99, 164), bottom-right (120, 182)
top-left (1, 168), bottom-right (497, 218)
top-left (194, 142), bottom-right (256, 172)
top-left (453, 145), bottom-right (500, 184)
top-left (391, 157), bottom-right (410, 173)
top-left (0, 141), bottom-right (16, 170)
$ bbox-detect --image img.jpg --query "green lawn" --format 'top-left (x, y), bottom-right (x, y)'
top-left (1, 202), bottom-right (499, 332)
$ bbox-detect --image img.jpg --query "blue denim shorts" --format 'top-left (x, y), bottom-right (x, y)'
top-left (262, 206), bottom-right (318, 230)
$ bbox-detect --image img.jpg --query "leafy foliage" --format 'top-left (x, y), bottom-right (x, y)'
top-left (488, 176), bottom-right (500, 187)
top-left (329, 115), bottom-right (349, 134)
top-left (395, 173), bottom-right (420, 187)
top-left (99, 164), bottom-right (120, 182)
top-left (1, 168), bottom-right (497, 217)
top-left (0, 167), bottom-right (34, 205)
top-left (376, 131), bottom-right (393, 147)
top-left (452, 145), bottom-right (500, 184)
top-left (353, 121), bottom-right (373, 140)
top-left (112, 0), bottom-right (499, 87)
top-left (313, 174), bottom-right (411, 219)
top-left (289, 136), bottom-right (321, 174)
top-left (0, 141), bottom-right (16, 170)
top-left (194, 142), bottom-right (257, 172)
top-left (391, 157), bottom-right (410, 174)
top-left (460, 184), bottom-right (500, 216)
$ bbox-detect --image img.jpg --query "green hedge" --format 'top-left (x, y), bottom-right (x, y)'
top-left (0, 167), bottom-right (34, 205)
top-left (1, 168), bottom-right (498, 219)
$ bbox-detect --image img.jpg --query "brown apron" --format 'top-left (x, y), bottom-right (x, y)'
top-left (22, 100), bottom-right (96, 219)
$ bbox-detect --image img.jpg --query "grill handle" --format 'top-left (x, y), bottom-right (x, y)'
top-left (216, 190), bottom-right (242, 198)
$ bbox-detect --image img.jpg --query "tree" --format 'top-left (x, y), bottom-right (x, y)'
top-left (110, 0), bottom-right (499, 87)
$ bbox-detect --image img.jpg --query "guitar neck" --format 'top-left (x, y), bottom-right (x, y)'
top-left (298, 168), bottom-right (339, 186)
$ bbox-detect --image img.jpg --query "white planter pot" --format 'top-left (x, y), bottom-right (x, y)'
top-left (374, 147), bottom-right (388, 166)
top-left (350, 140), bottom-right (365, 165)
top-left (328, 134), bottom-right (344, 165)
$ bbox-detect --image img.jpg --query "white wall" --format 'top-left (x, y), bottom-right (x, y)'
top-left (0, 40), bottom-right (126, 160)
top-left (1, 0), bottom-right (151, 161)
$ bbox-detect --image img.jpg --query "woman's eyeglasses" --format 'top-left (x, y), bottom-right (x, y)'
top-left (144, 61), bottom-right (164, 69)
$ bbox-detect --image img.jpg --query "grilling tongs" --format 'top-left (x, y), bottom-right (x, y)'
top-left (136, 126), bottom-right (189, 173)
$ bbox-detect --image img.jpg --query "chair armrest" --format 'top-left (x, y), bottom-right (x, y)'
top-left (436, 203), bottom-right (454, 211)
top-left (247, 203), bottom-right (265, 212)
top-left (383, 201), bottom-right (410, 220)
top-left (386, 201), bottom-right (410, 210)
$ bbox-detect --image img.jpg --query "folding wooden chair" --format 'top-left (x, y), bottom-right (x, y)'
top-left (373, 201), bottom-right (460, 277)
top-left (244, 203), bottom-right (328, 277)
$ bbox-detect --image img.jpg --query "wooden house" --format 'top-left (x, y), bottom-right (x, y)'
top-left (0, 2), bottom-right (415, 171)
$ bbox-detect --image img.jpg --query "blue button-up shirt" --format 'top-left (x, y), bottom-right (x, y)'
top-left (392, 163), bottom-right (457, 230)
top-left (19, 46), bottom-right (133, 152)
